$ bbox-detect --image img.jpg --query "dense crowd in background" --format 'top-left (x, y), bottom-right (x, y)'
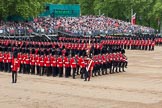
top-left (0, 16), bottom-right (155, 36)
top-left (0, 15), bottom-right (162, 82)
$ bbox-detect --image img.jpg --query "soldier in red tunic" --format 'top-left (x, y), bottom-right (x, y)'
top-left (11, 53), bottom-right (20, 83)
top-left (39, 54), bottom-right (44, 76)
top-left (17, 51), bottom-right (23, 73)
top-left (30, 53), bottom-right (35, 75)
top-left (85, 58), bottom-right (94, 81)
top-left (50, 52), bottom-right (57, 77)
top-left (70, 55), bottom-right (77, 79)
top-left (35, 54), bottom-right (40, 75)
top-left (151, 41), bottom-right (155, 51)
top-left (64, 53), bottom-right (71, 78)
top-left (79, 55), bottom-right (86, 79)
top-left (3, 51), bottom-right (8, 72)
top-left (24, 53), bottom-right (30, 74)
top-left (0, 50), bottom-right (3, 71)
top-left (57, 54), bottom-right (63, 77)
top-left (7, 50), bottom-right (12, 72)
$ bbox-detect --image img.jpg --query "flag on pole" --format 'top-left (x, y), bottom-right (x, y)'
top-left (131, 13), bottom-right (136, 25)
top-left (158, 18), bottom-right (160, 26)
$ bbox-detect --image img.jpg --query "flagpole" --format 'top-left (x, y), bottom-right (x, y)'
top-left (131, 8), bottom-right (133, 23)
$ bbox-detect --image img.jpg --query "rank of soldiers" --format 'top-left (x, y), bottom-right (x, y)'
top-left (0, 37), bottom-right (128, 81)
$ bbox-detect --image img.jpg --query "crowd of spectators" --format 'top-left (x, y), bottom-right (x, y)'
top-left (0, 16), bottom-right (155, 36)
top-left (0, 21), bottom-right (33, 36)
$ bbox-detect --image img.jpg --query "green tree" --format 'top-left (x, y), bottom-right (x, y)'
top-left (78, 0), bottom-right (94, 15)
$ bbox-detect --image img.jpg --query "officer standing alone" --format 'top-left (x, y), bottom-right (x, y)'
top-left (11, 53), bottom-right (20, 83)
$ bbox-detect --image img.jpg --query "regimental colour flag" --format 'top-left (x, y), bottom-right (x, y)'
top-left (131, 13), bottom-right (136, 25)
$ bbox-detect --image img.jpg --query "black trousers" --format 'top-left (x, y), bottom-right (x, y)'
top-left (118, 62), bottom-right (122, 72)
top-left (96, 64), bottom-right (101, 75)
top-left (65, 67), bottom-right (70, 78)
top-left (84, 70), bottom-right (89, 81)
top-left (7, 62), bottom-right (11, 72)
top-left (25, 64), bottom-right (30, 74)
top-left (76, 65), bottom-right (80, 75)
top-left (92, 65), bottom-right (97, 76)
top-left (0, 62), bottom-right (3, 71)
top-left (58, 67), bottom-right (63, 77)
top-left (52, 66), bottom-right (57, 77)
top-left (80, 67), bottom-right (86, 79)
top-left (36, 66), bottom-right (40, 75)
top-left (72, 68), bottom-right (76, 79)
top-left (31, 65), bottom-right (35, 74)
top-left (151, 46), bottom-right (154, 51)
top-left (102, 63), bottom-right (107, 75)
top-left (4, 63), bottom-right (8, 72)
top-left (39, 66), bottom-right (44, 76)
top-left (69, 67), bottom-right (71, 76)
top-left (19, 64), bottom-right (23, 73)
top-left (45, 67), bottom-right (50, 76)
top-left (112, 61), bottom-right (118, 72)
top-left (12, 71), bottom-right (17, 83)
top-left (149, 45), bottom-right (151, 50)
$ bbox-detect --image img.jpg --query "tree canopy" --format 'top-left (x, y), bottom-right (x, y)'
top-left (0, 0), bottom-right (162, 29)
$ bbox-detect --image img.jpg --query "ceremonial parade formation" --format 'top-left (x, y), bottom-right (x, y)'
top-left (0, 36), bottom-right (128, 82)
top-left (0, 16), bottom-right (161, 83)
top-left (1, 1), bottom-right (162, 108)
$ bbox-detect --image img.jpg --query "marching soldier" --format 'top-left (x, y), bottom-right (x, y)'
top-left (7, 51), bottom-right (12, 72)
top-left (44, 54), bottom-right (51, 76)
top-left (75, 54), bottom-right (80, 75)
top-left (11, 53), bottom-right (20, 83)
top-left (106, 53), bottom-right (112, 74)
top-left (101, 54), bottom-right (107, 75)
top-left (35, 54), bottom-right (40, 75)
top-left (3, 51), bottom-right (8, 72)
top-left (30, 53), bottom-right (35, 75)
top-left (17, 51), bottom-right (23, 73)
top-left (57, 54), bottom-right (63, 77)
top-left (79, 55), bottom-right (86, 79)
top-left (95, 55), bottom-right (101, 76)
top-left (97, 54), bottom-right (102, 75)
top-left (50, 52), bottom-right (57, 77)
top-left (121, 54), bottom-right (128, 72)
top-left (21, 52), bottom-right (26, 74)
top-left (85, 58), bottom-right (94, 81)
top-left (70, 55), bottom-right (77, 79)
top-left (112, 53), bottom-right (118, 73)
top-left (64, 53), bottom-right (71, 78)
top-left (0, 50), bottom-right (3, 71)
top-left (24, 53), bottom-right (30, 74)
top-left (39, 54), bottom-right (44, 76)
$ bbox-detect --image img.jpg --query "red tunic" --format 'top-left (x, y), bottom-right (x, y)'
top-left (57, 56), bottom-right (63, 67)
top-left (39, 56), bottom-right (44, 67)
top-left (50, 56), bottom-right (57, 67)
top-left (11, 58), bottom-right (20, 72)
top-left (17, 53), bottom-right (23, 64)
top-left (0, 52), bottom-right (3, 62)
top-left (44, 55), bottom-right (50, 67)
top-left (35, 55), bottom-right (40, 66)
top-left (70, 57), bottom-right (77, 68)
top-left (24, 54), bottom-right (30, 65)
top-left (30, 54), bottom-right (35, 66)
top-left (3, 53), bottom-right (8, 63)
top-left (88, 59), bottom-right (94, 71)
top-left (80, 59), bottom-right (86, 68)
top-left (151, 41), bottom-right (155, 46)
top-left (22, 54), bottom-right (26, 64)
top-left (64, 56), bottom-right (70, 68)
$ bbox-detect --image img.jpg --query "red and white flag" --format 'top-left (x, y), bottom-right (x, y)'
top-left (131, 13), bottom-right (136, 25)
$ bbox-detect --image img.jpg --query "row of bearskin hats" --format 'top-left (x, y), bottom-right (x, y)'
top-left (0, 44), bottom-right (125, 56)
